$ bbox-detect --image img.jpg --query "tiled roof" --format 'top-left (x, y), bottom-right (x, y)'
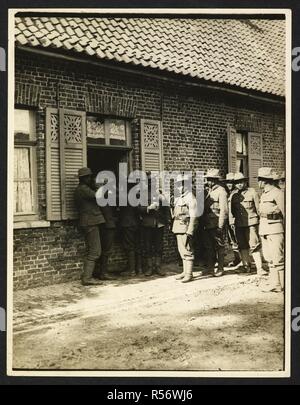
top-left (15, 16), bottom-right (286, 97)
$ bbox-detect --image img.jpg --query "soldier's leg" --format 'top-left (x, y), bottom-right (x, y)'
top-left (227, 225), bottom-right (241, 267)
top-left (122, 227), bottom-right (136, 276)
top-left (270, 233), bottom-right (285, 291)
top-left (236, 227), bottom-right (251, 273)
top-left (143, 227), bottom-right (153, 276)
top-left (181, 234), bottom-right (195, 283)
top-left (82, 226), bottom-right (102, 286)
top-left (153, 227), bottom-right (165, 276)
top-left (175, 234), bottom-right (186, 280)
top-left (134, 227), bottom-right (143, 275)
top-left (249, 225), bottom-right (267, 276)
top-left (97, 225), bottom-right (116, 280)
top-left (214, 228), bottom-right (226, 277)
top-left (261, 235), bottom-right (281, 292)
top-left (203, 229), bottom-right (216, 275)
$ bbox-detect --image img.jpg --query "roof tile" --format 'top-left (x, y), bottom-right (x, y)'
top-left (15, 17), bottom-right (285, 96)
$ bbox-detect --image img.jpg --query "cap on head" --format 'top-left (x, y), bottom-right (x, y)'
top-left (234, 172), bottom-right (248, 182)
top-left (273, 170), bottom-right (285, 180)
top-left (225, 172), bottom-right (235, 182)
top-left (78, 167), bottom-right (92, 178)
top-left (204, 168), bottom-right (221, 179)
top-left (257, 167), bottom-right (276, 180)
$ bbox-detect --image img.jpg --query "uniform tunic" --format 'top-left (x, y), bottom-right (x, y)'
top-left (231, 187), bottom-right (261, 252)
top-left (259, 184), bottom-right (285, 272)
top-left (172, 191), bottom-right (198, 261)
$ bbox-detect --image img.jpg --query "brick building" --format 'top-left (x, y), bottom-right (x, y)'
top-left (13, 16), bottom-right (286, 289)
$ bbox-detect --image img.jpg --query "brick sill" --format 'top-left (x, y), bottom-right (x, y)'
top-left (14, 220), bottom-right (51, 230)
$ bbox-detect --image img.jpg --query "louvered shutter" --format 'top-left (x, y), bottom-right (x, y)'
top-left (140, 119), bottom-right (163, 173)
top-left (46, 108), bottom-right (87, 220)
top-left (248, 132), bottom-right (263, 192)
top-left (46, 108), bottom-right (61, 220)
top-left (227, 125), bottom-right (237, 173)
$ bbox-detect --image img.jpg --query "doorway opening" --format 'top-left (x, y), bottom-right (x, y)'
top-left (87, 146), bottom-right (130, 181)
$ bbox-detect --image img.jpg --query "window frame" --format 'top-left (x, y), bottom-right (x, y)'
top-left (236, 131), bottom-right (249, 177)
top-left (14, 108), bottom-right (38, 222)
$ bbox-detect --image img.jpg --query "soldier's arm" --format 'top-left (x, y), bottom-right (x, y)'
top-left (275, 189), bottom-right (285, 220)
top-left (253, 189), bottom-right (260, 215)
top-left (186, 196), bottom-right (199, 236)
top-left (218, 189), bottom-right (229, 228)
top-left (80, 185), bottom-right (97, 200)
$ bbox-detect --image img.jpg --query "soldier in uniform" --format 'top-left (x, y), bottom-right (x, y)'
top-left (202, 169), bottom-right (228, 277)
top-left (224, 172), bottom-right (241, 268)
top-left (172, 173), bottom-right (198, 283)
top-left (74, 167), bottom-right (105, 286)
top-left (258, 167), bottom-right (285, 292)
top-left (231, 172), bottom-right (266, 275)
top-left (119, 179), bottom-right (143, 276)
top-left (138, 173), bottom-right (170, 277)
top-left (94, 178), bottom-right (117, 281)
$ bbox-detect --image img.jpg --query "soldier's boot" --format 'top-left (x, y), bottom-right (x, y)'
top-left (240, 249), bottom-right (252, 273)
top-left (82, 260), bottom-right (103, 286)
top-left (135, 254), bottom-right (143, 276)
top-left (181, 260), bottom-right (193, 283)
top-left (144, 257), bottom-right (153, 276)
top-left (252, 251), bottom-right (268, 276)
top-left (228, 251), bottom-right (242, 267)
top-left (154, 256), bottom-right (165, 276)
top-left (175, 260), bottom-right (185, 280)
top-left (128, 251), bottom-right (136, 276)
top-left (97, 256), bottom-right (117, 280)
top-left (261, 267), bottom-right (282, 292)
top-left (278, 270), bottom-right (285, 291)
top-left (214, 248), bottom-right (225, 277)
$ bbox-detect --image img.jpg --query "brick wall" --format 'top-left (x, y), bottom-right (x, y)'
top-left (13, 50), bottom-right (285, 289)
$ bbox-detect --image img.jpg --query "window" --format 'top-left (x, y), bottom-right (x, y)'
top-left (87, 116), bottom-right (129, 147)
top-left (14, 109), bottom-right (38, 220)
top-left (236, 131), bottom-right (248, 176)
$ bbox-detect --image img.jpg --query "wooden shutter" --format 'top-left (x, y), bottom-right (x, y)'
top-left (46, 108), bottom-right (87, 220)
top-left (140, 119), bottom-right (163, 173)
top-left (248, 132), bottom-right (263, 192)
top-left (227, 125), bottom-right (237, 173)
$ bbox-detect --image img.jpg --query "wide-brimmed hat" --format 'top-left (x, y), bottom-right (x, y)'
top-left (257, 167), bottom-right (276, 180)
top-left (234, 172), bottom-right (248, 182)
top-left (78, 167), bottom-right (92, 178)
top-left (224, 172), bottom-right (235, 182)
top-left (204, 168), bottom-right (221, 179)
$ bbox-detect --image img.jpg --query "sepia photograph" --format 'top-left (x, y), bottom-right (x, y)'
top-left (7, 8), bottom-right (291, 377)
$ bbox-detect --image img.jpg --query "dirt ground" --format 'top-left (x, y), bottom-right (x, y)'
top-left (12, 264), bottom-right (284, 371)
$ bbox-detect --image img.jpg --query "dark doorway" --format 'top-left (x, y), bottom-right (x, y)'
top-left (87, 147), bottom-right (129, 180)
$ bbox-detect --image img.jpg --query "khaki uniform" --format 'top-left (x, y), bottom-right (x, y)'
top-left (231, 187), bottom-right (261, 253)
top-left (172, 191), bottom-right (198, 261)
top-left (203, 184), bottom-right (228, 273)
top-left (259, 185), bottom-right (285, 281)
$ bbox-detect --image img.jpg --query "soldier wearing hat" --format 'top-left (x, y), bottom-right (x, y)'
top-left (224, 173), bottom-right (241, 268)
top-left (231, 172), bottom-right (266, 275)
top-left (93, 178), bottom-right (117, 281)
top-left (258, 167), bottom-right (285, 292)
top-left (202, 169), bottom-right (228, 277)
top-left (172, 173), bottom-right (199, 283)
top-left (74, 167), bottom-right (105, 286)
top-left (119, 178), bottom-right (143, 276)
top-left (138, 172), bottom-right (170, 277)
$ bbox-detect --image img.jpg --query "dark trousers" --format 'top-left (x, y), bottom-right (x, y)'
top-left (122, 226), bottom-right (141, 254)
top-left (143, 226), bottom-right (164, 258)
top-left (82, 224), bottom-right (114, 262)
top-left (205, 227), bottom-right (226, 271)
top-left (99, 225), bottom-right (115, 258)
